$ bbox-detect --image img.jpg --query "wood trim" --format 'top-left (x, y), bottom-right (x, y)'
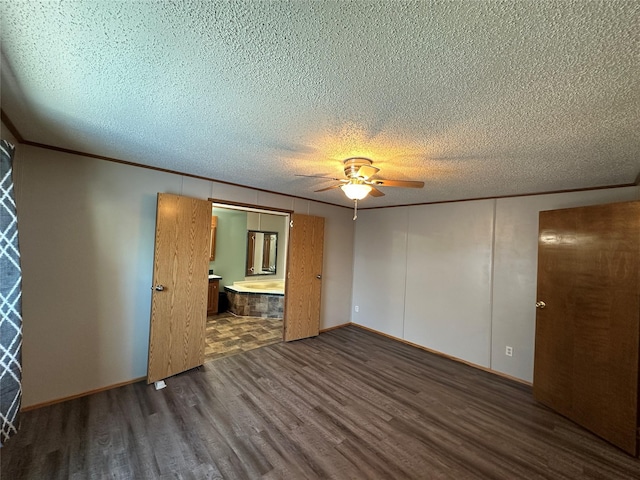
top-left (319, 322), bottom-right (351, 333)
top-left (24, 141), bottom-right (346, 208)
top-left (0, 109), bottom-right (347, 210)
top-left (0, 115), bottom-right (347, 210)
top-left (4, 110), bottom-right (638, 209)
top-left (19, 322), bottom-right (528, 412)
top-left (350, 323), bottom-right (533, 386)
top-left (209, 198), bottom-right (294, 214)
top-left (20, 376), bottom-right (146, 412)
top-left (358, 179), bottom-right (640, 210)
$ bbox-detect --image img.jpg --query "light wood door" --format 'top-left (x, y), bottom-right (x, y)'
top-left (284, 214), bottom-right (325, 341)
top-left (147, 193), bottom-right (211, 384)
top-left (534, 200), bottom-right (640, 455)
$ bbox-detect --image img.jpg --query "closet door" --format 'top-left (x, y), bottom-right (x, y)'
top-left (534, 200), bottom-right (640, 455)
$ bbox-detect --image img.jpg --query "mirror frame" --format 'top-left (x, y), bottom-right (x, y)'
top-left (246, 230), bottom-right (278, 276)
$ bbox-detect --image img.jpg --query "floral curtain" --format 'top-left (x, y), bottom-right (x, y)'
top-left (0, 140), bottom-right (22, 445)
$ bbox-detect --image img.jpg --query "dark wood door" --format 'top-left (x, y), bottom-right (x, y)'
top-left (284, 214), bottom-right (325, 341)
top-left (534, 200), bottom-right (640, 455)
top-left (147, 193), bottom-right (211, 384)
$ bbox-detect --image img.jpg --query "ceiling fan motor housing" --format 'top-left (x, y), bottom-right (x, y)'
top-left (343, 157), bottom-right (373, 178)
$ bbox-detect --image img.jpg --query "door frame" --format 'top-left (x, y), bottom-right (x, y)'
top-left (208, 198), bottom-right (292, 339)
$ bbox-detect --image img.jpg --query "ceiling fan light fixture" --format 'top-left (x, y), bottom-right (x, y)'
top-left (341, 183), bottom-right (372, 200)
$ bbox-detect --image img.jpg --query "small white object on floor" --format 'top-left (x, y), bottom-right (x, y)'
top-left (154, 380), bottom-right (167, 390)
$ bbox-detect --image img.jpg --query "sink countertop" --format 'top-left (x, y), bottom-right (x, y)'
top-left (208, 274), bottom-right (222, 280)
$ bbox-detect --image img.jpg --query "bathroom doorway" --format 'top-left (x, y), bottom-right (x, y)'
top-left (204, 202), bottom-right (289, 361)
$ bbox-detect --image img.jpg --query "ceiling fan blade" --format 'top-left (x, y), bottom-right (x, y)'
top-left (371, 179), bottom-right (424, 188)
top-left (369, 187), bottom-right (385, 197)
top-left (356, 165), bottom-right (380, 179)
top-left (295, 174), bottom-right (342, 181)
top-left (314, 184), bottom-right (343, 193)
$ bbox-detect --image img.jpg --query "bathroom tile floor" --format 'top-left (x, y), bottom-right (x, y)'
top-left (205, 311), bottom-right (283, 361)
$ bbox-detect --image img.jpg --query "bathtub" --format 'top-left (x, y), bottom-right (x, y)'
top-left (224, 280), bottom-right (285, 318)
top-left (228, 280), bottom-right (285, 295)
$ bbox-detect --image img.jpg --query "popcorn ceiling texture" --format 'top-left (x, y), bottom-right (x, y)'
top-left (1, 0), bottom-right (639, 206)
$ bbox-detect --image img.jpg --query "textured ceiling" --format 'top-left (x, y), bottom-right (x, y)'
top-left (1, 0), bottom-right (639, 207)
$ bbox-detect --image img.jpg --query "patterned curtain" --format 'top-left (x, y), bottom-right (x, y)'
top-left (0, 140), bottom-right (22, 446)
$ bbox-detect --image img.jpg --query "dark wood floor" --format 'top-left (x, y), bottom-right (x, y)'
top-left (3, 325), bottom-right (640, 479)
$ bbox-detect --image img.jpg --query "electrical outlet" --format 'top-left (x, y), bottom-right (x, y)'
top-left (354, 305), bottom-right (359, 312)
top-left (505, 346), bottom-right (513, 357)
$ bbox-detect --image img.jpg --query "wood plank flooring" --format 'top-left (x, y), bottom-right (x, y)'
top-left (205, 313), bottom-right (283, 361)
top-left (3, 325), bottom-right (640, 479)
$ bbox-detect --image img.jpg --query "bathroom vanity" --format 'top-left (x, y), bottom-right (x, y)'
top-left (207, 274), bottom-right (222, 315)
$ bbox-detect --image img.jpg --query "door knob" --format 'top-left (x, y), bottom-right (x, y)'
top-left (536, 301), bottom-right (546, 309)
top-left (316, 274), bottom-right (322, 279)
top-left (153, 284), bottom-right (165, 291)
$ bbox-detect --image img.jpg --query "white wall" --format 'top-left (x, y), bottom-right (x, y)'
top-left (491, 188), bottom-right (640, 381)
top-left (352, 186), bottom-right (640, 383)
top-left (405, 200), bottom-right (495, 367)
top-left (13, 143), bottom-right (355, 407)
top-left (308, 201), bottom-right (356, 335)
top-left (351, 207), bottom-right (408, 338)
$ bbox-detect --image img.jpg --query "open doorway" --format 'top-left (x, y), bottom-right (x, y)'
top-left (204, 203), bottom-right (289, 361)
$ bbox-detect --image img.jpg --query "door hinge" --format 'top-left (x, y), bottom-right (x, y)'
top-left (290, 220), bottom-right (294, 228)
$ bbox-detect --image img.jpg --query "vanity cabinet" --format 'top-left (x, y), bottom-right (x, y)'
top-left (207, 279), bottom-right (219, 315)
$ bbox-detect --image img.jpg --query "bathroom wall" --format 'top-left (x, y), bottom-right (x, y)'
top-left (210, 207), bottom-right (248, 288)
top-left (11, 138), bottom-right (355, 407)
top-left (352, 186), bottom-right (640, 383)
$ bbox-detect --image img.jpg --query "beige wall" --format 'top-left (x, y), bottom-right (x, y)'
top-left (12, 142), bottom-right (355, 407)
top-left (352, 186), bottom-right (640, 383)
top-left (1, 121), bottom-right (18, 145)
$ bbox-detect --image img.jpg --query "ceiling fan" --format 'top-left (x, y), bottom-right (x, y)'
top-left (297, 157), bottom-right (424, 199)
top-left (297, 157), bottom-right (424, 219)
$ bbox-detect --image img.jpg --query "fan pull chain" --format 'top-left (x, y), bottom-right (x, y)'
top-left (353, 199), bottom-right (358, 220)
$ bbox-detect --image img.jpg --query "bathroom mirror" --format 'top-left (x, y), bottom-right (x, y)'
top-left (246, 230), bottom-right (278, 276)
